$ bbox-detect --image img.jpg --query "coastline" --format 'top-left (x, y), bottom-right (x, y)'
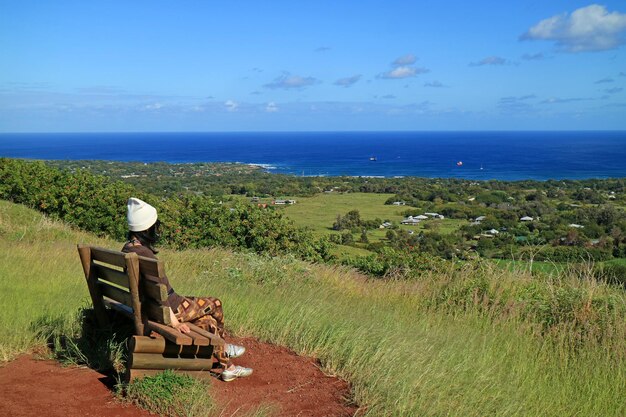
top-left (1, 131), bottom-right (626, 180)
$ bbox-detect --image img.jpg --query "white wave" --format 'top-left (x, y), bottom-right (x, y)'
top-left (247, 163), bottom-right (278, 170)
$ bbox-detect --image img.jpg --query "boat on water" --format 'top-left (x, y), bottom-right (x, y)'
top-left (369, 156), bottom-right (377, 161)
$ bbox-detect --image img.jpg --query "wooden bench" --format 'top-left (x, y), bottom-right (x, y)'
top-left (77, 244), bottom-right (224, 380)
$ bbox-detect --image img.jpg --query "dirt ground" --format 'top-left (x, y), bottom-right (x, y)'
top-left (0, 336), bottom-right (357, 417)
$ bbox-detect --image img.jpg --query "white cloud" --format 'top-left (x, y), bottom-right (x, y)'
top-left (334, 74), bottom-right (362, 87)
top-left (498, 95), bottom-right (537, 113)
top-left (521, 53), bottom-right (545, 60)
top-left (469, 56), bottom-right (508, 66)
top-left (144, 102), bottom-right (163, 110)
top-left (264, 74), bottom-right (319, 89)
top-left (379, 66), bottom-right (429, 79)
top-left (521, 4), bottom-right (626, 52)
top-left (541, 97), bottom-right (593, 104)
top-left (225, 100), bottom-right (238, 111)
top-left (424, 80), bottom-right (446, 88)
top-left (392, 54), bottom-right (417, 66)
top-left (265, 102), bottom-right (278, 112)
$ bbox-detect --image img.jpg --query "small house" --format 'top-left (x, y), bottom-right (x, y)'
top-left (520, 216), bottom-right (534, 222)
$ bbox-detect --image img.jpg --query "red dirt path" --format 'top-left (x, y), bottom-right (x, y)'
top-left (0, 336), bottom-right (357, 417)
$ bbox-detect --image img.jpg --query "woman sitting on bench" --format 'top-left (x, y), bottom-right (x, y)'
top-left (122, 197), bottom-right (252, 382)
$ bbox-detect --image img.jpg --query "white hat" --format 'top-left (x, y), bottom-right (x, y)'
top-left (127, 197), bottom-right (158, 232)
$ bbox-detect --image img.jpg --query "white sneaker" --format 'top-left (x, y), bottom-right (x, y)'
top-left (226, 343), bottom-right (246, 358)
top-left (221, 365), bottom-right (253, 382)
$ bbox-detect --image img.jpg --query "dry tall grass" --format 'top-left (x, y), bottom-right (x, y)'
top-left (1, 200), bottom-right (625, 416)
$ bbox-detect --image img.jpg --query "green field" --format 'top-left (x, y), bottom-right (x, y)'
top-left (251, 192), bottom-right (464, 257)
top-left (279, 193), bottom-right (409, 231)
top-left (2, 200), bottom-right (626, 417)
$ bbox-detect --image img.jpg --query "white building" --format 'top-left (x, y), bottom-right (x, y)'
top-left (401, 217), bottom-right (421, 225)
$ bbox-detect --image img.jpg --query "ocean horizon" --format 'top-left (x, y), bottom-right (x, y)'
top-left (1, 131), bottom-right (625, 181)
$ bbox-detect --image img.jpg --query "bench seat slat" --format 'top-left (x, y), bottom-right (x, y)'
top-left (186, 323), bottom-right (225, 347)
top-left (148, 321), bottom-right (193, 345)
top-left (186, 330), bottom-right (210, 346)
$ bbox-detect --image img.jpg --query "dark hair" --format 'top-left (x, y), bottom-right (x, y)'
top-left (128, 220), bottom-right (160, 254)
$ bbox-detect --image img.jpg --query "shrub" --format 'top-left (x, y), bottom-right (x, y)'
top-left (0, 158), bottom-right (332, 262)
top-left (344, 246), bottom-right (448, 278)
top-left (594, 262), bottom-right (626, 287)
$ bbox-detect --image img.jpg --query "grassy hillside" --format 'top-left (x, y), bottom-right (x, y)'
top-left (1, 200), bottom-right (625, 416)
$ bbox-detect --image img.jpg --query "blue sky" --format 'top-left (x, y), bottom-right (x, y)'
top-left (1, 1), bottom-right (625, 132)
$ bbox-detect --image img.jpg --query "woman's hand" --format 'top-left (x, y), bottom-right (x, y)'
top-left (169, 308), bottom-right (190, 333)
top-left (174, 323), bottom-right (191, 334)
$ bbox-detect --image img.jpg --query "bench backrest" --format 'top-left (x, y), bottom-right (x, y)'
top-left (77, 244), bottom-right (172, 336)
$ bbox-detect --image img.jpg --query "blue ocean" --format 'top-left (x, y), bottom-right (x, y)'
top-left (1, 131), bottom-right (625, 181)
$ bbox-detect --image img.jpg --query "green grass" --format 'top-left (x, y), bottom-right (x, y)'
top-left (234, 192), bottom-right (468, 259)
top-left (163, 250), bottom-right (626, 417)
top-left (604, 258), bottom-right (626, 266)
top-left (2, 200), bottom-right (626, 416)
top-left (493, 259), bottom-right (567, 275)
top-left (270, 192), bottom-right (464, 257)
top-left (0, 200), bottom-right (112, 361)
top-left (280, 192), bottom-right (465, 235)
top-left (122, 371), bottom-right (274, 417)
top-left (123, 370), bottom-right (216, 417)
top-left (279, 192), bottom-right (407, 232)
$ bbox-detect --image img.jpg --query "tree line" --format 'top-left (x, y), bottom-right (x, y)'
top-left (0, 158), bottom-right (332, 262)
